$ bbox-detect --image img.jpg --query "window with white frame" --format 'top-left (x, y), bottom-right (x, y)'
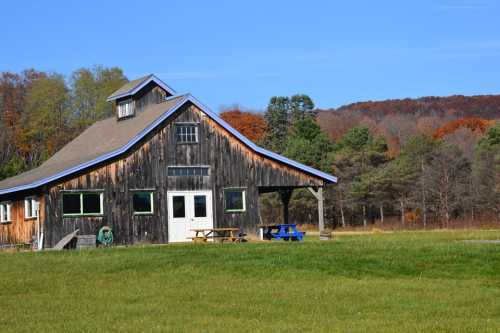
top-left (117, 99), bottom-right (134, 118)
top-left (25, 197), bottom-right (39, 219)
top-left (175, 124), bottom-right (198, 143)
top-left (224, 189), bottom-right (246, 212)
top-left (0, 202), bottom-right (12, 223)
top-left (62, 192), bottom-right (104, 216)
top-left (132, 191), bottom-right (154, 215)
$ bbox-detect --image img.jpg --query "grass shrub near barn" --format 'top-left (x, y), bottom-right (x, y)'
top-left (0, 230), bottom-right (499, 332)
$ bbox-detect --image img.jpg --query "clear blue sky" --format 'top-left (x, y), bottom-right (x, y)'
top-left (2, 1), bottom-right (500, 111)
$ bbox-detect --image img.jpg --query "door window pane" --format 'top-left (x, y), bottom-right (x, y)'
top-left (173, 196), bottom-right (185, 218)
top-left (82, 193), bottom-right (102, 214)
top-left (194, 195), bottom-right (207, 217)
top-left (133, 192), bottom-right (153, 214)
top-left (63, 194), bottom-right (81, 215)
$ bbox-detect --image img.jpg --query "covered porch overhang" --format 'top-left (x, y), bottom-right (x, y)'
top-left (257, 185), bottom-right (329, 240)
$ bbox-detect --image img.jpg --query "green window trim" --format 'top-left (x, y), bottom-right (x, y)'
top-left (62, 192), bottom-right (104, 217)
top-left (132, 191), bottom-right (154, 215)
top-left (223, 188), bottom-right (246, 213)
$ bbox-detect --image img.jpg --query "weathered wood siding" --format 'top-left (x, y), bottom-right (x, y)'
top-left (114, 82), bottom-right (169, 117)
top-left (134, 84), bottom-right (169, 113)
top-left (0, 193), bottom-right (44, 245)
top-left (40, 102), bottom-right (323, 247)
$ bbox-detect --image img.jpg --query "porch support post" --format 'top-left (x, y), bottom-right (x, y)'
top-left (279, 188), bottom-right (293, 224)
top-left (308, 186), bottom-right (326, 239)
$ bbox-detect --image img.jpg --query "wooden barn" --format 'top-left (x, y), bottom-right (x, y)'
top-left (0, 75), bottom-right (337, 248)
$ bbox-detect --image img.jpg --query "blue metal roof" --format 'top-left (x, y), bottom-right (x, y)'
top-left (106, 74), bottom-right (176, 102)
top-left (0, 94), bottom-right (336, 195)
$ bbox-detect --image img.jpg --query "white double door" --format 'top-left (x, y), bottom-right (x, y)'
top-left (167, 190), bottom-right (213, 242)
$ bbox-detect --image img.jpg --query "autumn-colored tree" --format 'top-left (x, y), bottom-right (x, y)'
top-left (220, 108), bottom-right (267, 143)
top-left (0, 70), bottom-right (47, 131)
top-left (0, 70), bottom-right (47, 176)
top-left (423, 144), bottom-right (470, 227)
top-left (378, 114), bottom-right (419, 156)
top-left (316, 110), bottom-right (362, 141)
top-left (327, 95), bottom-right (500, 120)
top-left (0, 66), bottom-right (127, 176)
top-left (19, 74), bottom-right (71, 166)
top-left (433, 117), bottom-right (494, 139)
top-left (70, 65), bottom-right (128, 129)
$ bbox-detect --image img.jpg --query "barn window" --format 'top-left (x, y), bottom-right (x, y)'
top-left (83, 193), bottom-right (102, 215)
top-left (0, 202), bottom-right (12, 223)
top-left (132, 192), bottom-right (154, 215)
top-left (62, 192), bottom-right (103, 216)
top-left (24, 197), bottom-right (39, 219)
top-left (175, 124), bottom-right (198, 143)
top-left (117, 99), bottom-right (134, 118)
top-left (167, 166), bottom-right (209, 176)
top-left (224, 189), bottom-right (246, 212)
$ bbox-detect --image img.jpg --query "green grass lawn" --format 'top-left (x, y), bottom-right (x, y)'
top-left (1, 230), bottom-right (499, 332)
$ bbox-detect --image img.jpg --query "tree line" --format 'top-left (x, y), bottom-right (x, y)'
top-left (0, 66), bottom-right (127, 179)
top-left (1, 67), bottom-right (499, 228)
top-left (222, 95), bottom-right (500, 229)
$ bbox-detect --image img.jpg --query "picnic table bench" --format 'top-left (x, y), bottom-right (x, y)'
top-left (190, 228), bottom-right (246, 243)
top-left (258, 224), bottom-right (305, 241)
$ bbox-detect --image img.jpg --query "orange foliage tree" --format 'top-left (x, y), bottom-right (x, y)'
top-left (433, 117), bottom-right (494, 139)
top-left (220, 109), bottom-right (267, 142)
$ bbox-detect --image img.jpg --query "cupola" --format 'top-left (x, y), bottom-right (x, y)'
top-left (107, 74), bottom-right (176, 120)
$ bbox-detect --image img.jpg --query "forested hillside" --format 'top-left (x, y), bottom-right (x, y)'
top-left (317, 95), bottom-right (500, 155)
top-left (324, 95), bottom-right (500, 119)
top-left (223, 94), bottom-right (500, 229)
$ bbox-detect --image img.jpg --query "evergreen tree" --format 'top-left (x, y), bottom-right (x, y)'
top-left (283, 118), bottom-right (333, 171)
top-left (262, 96), bottom-right (290, 153)
top-left (332, 127), bottom-right (388, 227)
top-left (290, 94), bottom-right (315, 122)
top-left (262, 94), bottom-right (316, 153)
top-left (473, 123), bottom-right (500, 221)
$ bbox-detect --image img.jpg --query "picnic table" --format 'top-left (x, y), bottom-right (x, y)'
top-left (258, 224), bottom-right (305, 241)
top-left (190, 228), bottom-right (245, 243)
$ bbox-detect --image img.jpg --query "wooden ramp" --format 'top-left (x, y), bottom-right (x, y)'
top-left (53, 229), bottom-right (79, 250)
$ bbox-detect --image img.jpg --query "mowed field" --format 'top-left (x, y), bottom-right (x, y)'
top-left (0, 230), bottom-right (499, 332)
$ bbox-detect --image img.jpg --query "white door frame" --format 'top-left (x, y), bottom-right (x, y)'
top-left (167, 190), bottom-right (213, 243)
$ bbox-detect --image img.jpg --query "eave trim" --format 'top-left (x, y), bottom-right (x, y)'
top-left (106, 75), bottom-right (176, 102)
